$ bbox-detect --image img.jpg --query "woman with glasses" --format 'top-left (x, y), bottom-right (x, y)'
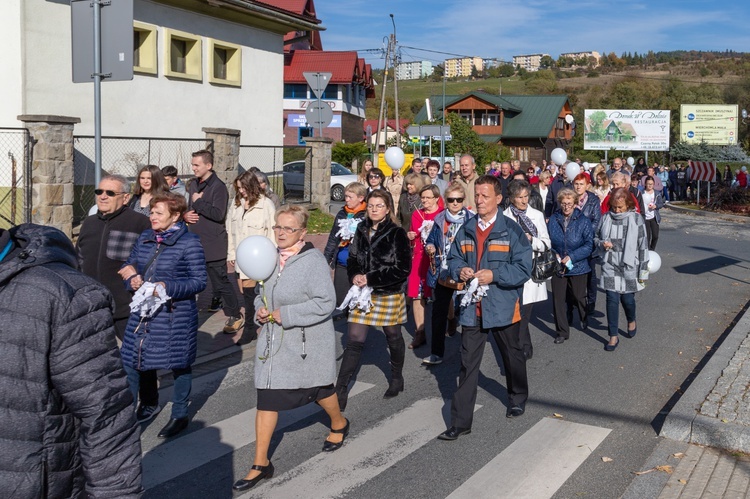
top-left (335, 190), bottom-right (412, 410)
top-left (226, 171), bottom-right (276, 346)
top-left (233, 205), bottom-right (347, 492)
top-left (572, 173), bottom-right (602, 317)
top-left (397, 172), bottom-right (426, 230)
top-left (423, 183), bottom-right (471, 365)
top-left (547, 188), bottom-right (594, 344)
top-left (128, 164), bottom-right (169, 216)
top-left (502, 180), bottom-right (550, 359)
top-left (405, 184), bottom-right (444, 349)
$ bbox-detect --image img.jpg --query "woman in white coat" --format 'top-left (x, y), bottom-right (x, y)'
top-left (503, 179), bottom-right (550, 360)
top-left (227, 171), bottom-right (276, 345)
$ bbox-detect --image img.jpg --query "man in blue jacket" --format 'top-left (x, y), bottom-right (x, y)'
top-left (438, 175), bottom-right (532, 441)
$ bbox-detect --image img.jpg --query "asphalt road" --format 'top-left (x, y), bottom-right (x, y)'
top-left (140, 209), bottom-right (750, 499)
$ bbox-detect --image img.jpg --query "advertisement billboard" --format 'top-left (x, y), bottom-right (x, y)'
top-left (679, 104), bottom-right (738, 145)
top-left (584, 109), bottom-right (671, 151)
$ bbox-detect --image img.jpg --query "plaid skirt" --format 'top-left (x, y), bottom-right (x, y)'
top-left (348, 292), bottom-right (407, 326)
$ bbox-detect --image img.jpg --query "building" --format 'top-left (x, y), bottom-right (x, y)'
top-left (1, 0), bottom-right (322, 146)
top-left (559, 51), bottom-right (601, 67)
top-left (363, 119), bottom-right (409, 151)
top-left (512, 53), bottom-right (550, 72)
top-left (444, 57), bottom-right (484, 78)
top-left (396, 61), bottom-right (433, 81)
top-left (415, 92), bottom-right (575, 166)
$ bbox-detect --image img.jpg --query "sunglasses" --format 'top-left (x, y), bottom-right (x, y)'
top-left (446, 197), bottom-right (464, 203)
top-left (94, 189), bottom-right (125, 196)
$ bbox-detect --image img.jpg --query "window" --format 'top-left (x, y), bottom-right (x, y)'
top-left (321, 85), bottom-right (338, 100)
top-left (284, 84), bottom-right (308, 99)
top-left (459, 111), bottom-right (472, 123)
top-left (208, 39), bottom-right (242, 87)
top-left (164, 28), bottom-right (202, 81)
top-left (298, 127), bottom-right (314, 145)
top-left (483, 113), bottom-right (499, 126)
top-left (133, 22), bottom-right (157, 75)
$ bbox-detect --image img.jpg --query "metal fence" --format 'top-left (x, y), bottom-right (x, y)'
top-left (0, 128), bottom-right (32, 229)
top-left (73, 135), bottom-right (212, 223)
top-left (238, 145), bottom-right (312, 204)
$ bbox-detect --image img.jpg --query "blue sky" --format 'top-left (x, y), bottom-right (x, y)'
top-left (312, 0), bottom-right (750, 67)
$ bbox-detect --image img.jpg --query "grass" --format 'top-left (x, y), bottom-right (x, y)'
top-left (395, 77), bottom-right (527, 102)
top-left (0, 187), bottom-right (27, 230)
top-left (307, 208), bottom-right (334, 234)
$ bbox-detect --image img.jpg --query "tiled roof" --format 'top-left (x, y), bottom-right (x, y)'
top-left (363, 119), bottom-right (409, 134)
top-left (285, 51), bottom-right (373, 88)
top-left (255, 0), bottom-right (318, 21)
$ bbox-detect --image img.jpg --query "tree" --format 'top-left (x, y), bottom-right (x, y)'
top-left (331, 142), bottom-right (369, 168)
top-left (540, 55), bottom-right (555, 70)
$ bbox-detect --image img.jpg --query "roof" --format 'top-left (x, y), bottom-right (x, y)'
top-left (363, 119), bottom-right (409, 134)
top-left (284, 51), bottom-right (374, 88)
top-left (254, 0), bottom-right (319, 22)
top-left (271, 0), bottom-right (323, 50)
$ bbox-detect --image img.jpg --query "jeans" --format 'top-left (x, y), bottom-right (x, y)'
top-left (605, 290), bottom-right (636, 338)
top-left (123, 364), bottom-right (193, 419)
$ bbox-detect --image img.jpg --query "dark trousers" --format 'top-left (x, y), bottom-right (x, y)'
top-left (124, 365), bottom-right (192, 419)
top-left (115, 317), bottom-right (159, 406)
top-left (450, 320), bottom-right (528, 429)
top-left (645, 218), bottom-right (659, 251)
top-left (333, 264), bottom-right (350, 308)
top-left (207, 259), bottom-right (240, 317)
top-left (606, 290), bottom-right (636, 337)
top-left (551, 273), bottom-right (588, 339)
top-left (587, 261), bottom-right (598, 308)
top-left (518, 303), bottom-right (534, 359)
top-left (429, 283), bottom-right (454, 357)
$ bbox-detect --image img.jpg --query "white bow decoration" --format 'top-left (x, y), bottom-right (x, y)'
top-left (337, 285), bottom-right (374, 313)
top-left (418, 220), bottom-right (434, 244)
top-left (335, 217), bottom-right (362, 242)
top-left (129, 282), bottom-right (170, 317)
top-left (456, 278), bottom-right (488, 307)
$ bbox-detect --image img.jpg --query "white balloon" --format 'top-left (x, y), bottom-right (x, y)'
top-left (582, 162), bottom-right (590, 170)
top-left (88, 204), bottom-right (98, 216)
top-left (742, 166), bottom-right (747, 172)
top-left (565, 163), bottom-right (581, 182)
top-left (384, 147), bottom-right (405, 170)
top-left (550, 148), bottom-right (567, 166)
top-left (647, 250), bottom-right (661, 274)
top-left (627, 157), bottom-right (635, 166)
top-left (236, 235), bottom-right (278, 281)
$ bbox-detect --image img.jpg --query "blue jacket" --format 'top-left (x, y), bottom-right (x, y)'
top-left (547, 208), bottom-right (594, 276)
top-left (425, 210), bottom-right (471, 287)
top-left (120, 223), bottom-right (207, 370)
top-left (578, 192), bottom-right (602, 233)
top-left (448, 213), bottom-right (532, 329)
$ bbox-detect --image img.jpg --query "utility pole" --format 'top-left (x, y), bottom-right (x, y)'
top-left (390, 14), bottom-right (400, 147)
top-left (374, 37), bottom-right (391, 155)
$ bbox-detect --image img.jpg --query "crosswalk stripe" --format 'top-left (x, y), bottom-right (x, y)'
top-left (447, 417), bottom-right (611, 499)
top-left (238, 397), bottom-right (482, 498)
top-left (142, 381), bottom-right (375, 490)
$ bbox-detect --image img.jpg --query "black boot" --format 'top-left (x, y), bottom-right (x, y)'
top-left (384, 337), bottom-right (405, 398)
top-left (335, 340), bottom-right (364, 411)
top-left (236, 286), bottom-right (258, 345)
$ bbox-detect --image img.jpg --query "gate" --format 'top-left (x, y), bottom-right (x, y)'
top-left (238, 145), bottom-right (312, 204)
top-left (0, 128), bottom-right (32, 229)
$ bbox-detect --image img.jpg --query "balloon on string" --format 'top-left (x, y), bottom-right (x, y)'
top-left (565, 162), bottom-right (581, 182)
top-left (647, 250), bottom-right (661, 273)
top-left (582, 162), bottom-right (590, 170)
top-left (627, 157), bottom-right (635, 166)
top-left (88, 204), bottom-right (98, 216)
top-left (384, 147), bottom-right (405, 171)
top-left (550, 148), bottom-right (567, 166)
top-left (235, 236), bottom-right (278, 281)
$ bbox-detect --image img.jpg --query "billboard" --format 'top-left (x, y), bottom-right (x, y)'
top-left (584, 109), bottom-right (670, 151)
top-left (679, 104), bottom-right (738, 145)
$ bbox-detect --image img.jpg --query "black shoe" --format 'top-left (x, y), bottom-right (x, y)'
top-left (207, 297), bottom-right (222, 313)
top-left (157, 417), bottom-right (189, 438)
top-left (383, 377), bottom-right (404, 398)
top-left (437, 426), bottom-right (471, 441)
top-left (623, 325), bottom-right (637, 338)
top-left (554, 336), bottom-right (566, 344)
top-left (232, 462), bottom-right (274, 491)
top-left (604, 338), bottom-right (619, 351)
top-left (322, 419), bottom-right (350, 452)
top-left (506, 405), bottom-right (525, 418)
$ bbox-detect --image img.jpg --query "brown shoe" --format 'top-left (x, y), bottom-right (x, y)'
top-left (408, 329), bottom-right (426, 349)
top-left (223, 314), bottom-right (245, 334)
top-left (446, 318), bottom-right (458, 336)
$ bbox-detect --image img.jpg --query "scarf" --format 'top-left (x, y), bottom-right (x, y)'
top-left (439, 209), bottom-right (468, 269)
top-left (600, 211), bottom-right (640, 269)
top-left (406, 192), bottom-right (421, 212)
top-left (577, 192), bottom-right (588, 210)
top-left (509, 205), bottom-right (538, 238)
top-left (155, 221), bottom-right (184, 243)
top-left (278, 240), bottom-right (305, 271)
top-left (345, 201), bottom-right (366, 215)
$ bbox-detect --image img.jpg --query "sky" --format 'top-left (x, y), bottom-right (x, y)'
top-left (312, 0), bottom-right (750, 67)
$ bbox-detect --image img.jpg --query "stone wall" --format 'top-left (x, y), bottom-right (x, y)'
top-left (203, 127), bottom-right (240, 188)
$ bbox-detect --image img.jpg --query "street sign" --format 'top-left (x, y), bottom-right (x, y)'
top-left (71, 0), bottom-right (134, 82)
top-left (303, 72), bottom-right (332, 99)
top-left (305, 101), bottom-right (334, 129)
top-left (432, 135), bottom-right (452, 141)
top-left (407, 125), bottom-right (451, 138)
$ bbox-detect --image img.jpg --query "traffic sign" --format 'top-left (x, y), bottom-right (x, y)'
top-left (432, 135), bottom-right (452, 141)
top-left (305, 101), bottom-right (333, 129)
top-left (303, 72), bottom-right (332, 100)
top-left (71, 0), bottom-right (134, 82)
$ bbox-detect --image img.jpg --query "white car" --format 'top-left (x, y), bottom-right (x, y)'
top-left (282, 161), bottom-right (359, 201)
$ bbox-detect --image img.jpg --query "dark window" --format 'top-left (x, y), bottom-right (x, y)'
top-left (213, 47), bottom-right (228, 80)
top-left (133, 31), bottom-right (142, 67)
top-left (284, 84), bottom-right (308, 98)
top-left (322, 85), bottom-right (338, 100)
top-left (170, 38), bottom-right (187, 74)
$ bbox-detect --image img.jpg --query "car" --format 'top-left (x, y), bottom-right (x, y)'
top-left (282, 161), bottom-right (359, 202)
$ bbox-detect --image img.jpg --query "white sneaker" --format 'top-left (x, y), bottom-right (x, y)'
top-left (422, 354), bottom-right (443, 366)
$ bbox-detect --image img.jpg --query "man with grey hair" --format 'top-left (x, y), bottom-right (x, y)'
top-left (498, 161), bottom-right (513, 198)
top-left (600, 171), bottom-right (642, 215)
top-left (456, 154), bottom-right (478, 210)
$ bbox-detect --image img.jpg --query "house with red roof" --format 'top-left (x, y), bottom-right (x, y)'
top-left (363, 119), bottom-right (409, 150)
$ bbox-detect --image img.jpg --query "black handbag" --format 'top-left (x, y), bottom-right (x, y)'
top-left (531, 241), bottom-right (560, 283)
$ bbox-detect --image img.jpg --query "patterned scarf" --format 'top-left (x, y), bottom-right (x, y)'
top-left (509, 205), bottom-right (538, 238)
top-left (440, 209), bottom-right (468, 269)
top-left (278, 240), bottom-right (305, 271)
top-left (155, 221), bottom-right (184, 243)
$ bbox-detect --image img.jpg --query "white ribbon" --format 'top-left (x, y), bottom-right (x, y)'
top-left (335, 217), bottom-right (362, 242)
top-left (418, 220), bottom-right (434, 244)
top-left (129, 282), bottom-right (170, 317)
top-left (456, 278), bottom-right (488, 308)
top-left (337, 284), bottom-right (374, 313)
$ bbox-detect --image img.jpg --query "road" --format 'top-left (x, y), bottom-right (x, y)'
top-left (141, 209), bottom-right (750, 499)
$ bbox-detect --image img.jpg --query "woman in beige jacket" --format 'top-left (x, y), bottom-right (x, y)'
top-left (227, 171), bottom-right (276, 345)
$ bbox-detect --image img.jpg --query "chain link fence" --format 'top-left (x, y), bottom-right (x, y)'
top-left (73, 136), bottom-right (212, 223)
top-left (238, 145), bottom-right (312, 203)
top-left (0, 128), bottom-right (32, 229)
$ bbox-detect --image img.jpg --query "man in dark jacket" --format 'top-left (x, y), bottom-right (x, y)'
top-left (185, 149), bottom-right (244, 333)
top-left (0, 224), bottom-right (142, 497)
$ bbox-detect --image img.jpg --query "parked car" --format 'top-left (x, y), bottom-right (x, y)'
top-left (282, 161), bottom-right (359, 201)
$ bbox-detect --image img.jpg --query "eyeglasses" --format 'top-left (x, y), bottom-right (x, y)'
top-left (367, 204), bottom-right (386, 210)
top-left (446, 197), bottom-right (464, 203)
top-left (271, 226), bottom-right (303, 234)
top-left (368, 174), bottom-right (381, 179)
top-left (94, 189), bottom-right (125, 197)
top-left (420, 195), bottom-right (435, 200)
top-left (560, 202), bottom-right (576, 208)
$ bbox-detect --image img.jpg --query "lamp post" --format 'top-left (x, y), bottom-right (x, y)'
top-left (441, 74), bottom-right (446, 165)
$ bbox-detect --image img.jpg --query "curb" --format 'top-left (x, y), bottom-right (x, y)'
top-left (664, 203), bottom-right (750, 223)
top-left (660, 304), bottom-right (750, 452)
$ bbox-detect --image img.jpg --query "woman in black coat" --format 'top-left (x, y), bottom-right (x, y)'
top-left (335, 190), bottom-right (412, 411)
